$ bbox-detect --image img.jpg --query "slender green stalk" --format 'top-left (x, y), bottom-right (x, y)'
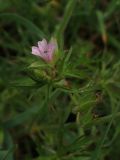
top-left (55, 0), bottom-right (77, 48)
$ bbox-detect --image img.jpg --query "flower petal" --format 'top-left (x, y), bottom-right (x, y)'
top-left (47, 40), bottom-right (57, 61)
top-left (38, 39), bottom-right (47, 53)
top-left (49, 38), bottom-right (58, 51)
top-left (32, 46), bottom-right (40, 56)
top-left (43, 55), bottom-right (51, 62)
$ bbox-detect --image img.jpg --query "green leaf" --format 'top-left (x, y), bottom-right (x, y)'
top-left (96, 11), bottom-right (107, 44)
top-left (3, 102), bottom-right (44, 129)
top-left (55, 0), bottom-right (77, 48)
top-left (0, 130), bottom-right (14, 160)
top-left (0, 13), bottom-right (46, 39)
top-left (3, 88), bottom-right (60, 129)
top-left (10, 77), bottom-right (36, 87)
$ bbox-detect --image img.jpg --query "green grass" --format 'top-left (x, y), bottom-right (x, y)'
top-left (0, 0), bottom-right (120, 160)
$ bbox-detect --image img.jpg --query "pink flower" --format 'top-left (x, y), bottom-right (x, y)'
top-left (32, 38), bottom-right (57, 62)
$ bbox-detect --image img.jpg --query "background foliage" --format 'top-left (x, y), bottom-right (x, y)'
top-left (0, 0), bottom-right (120, 160)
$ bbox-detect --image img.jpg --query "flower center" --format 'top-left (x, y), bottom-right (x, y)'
top-left (44, 50), bottom-right (48, 54)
